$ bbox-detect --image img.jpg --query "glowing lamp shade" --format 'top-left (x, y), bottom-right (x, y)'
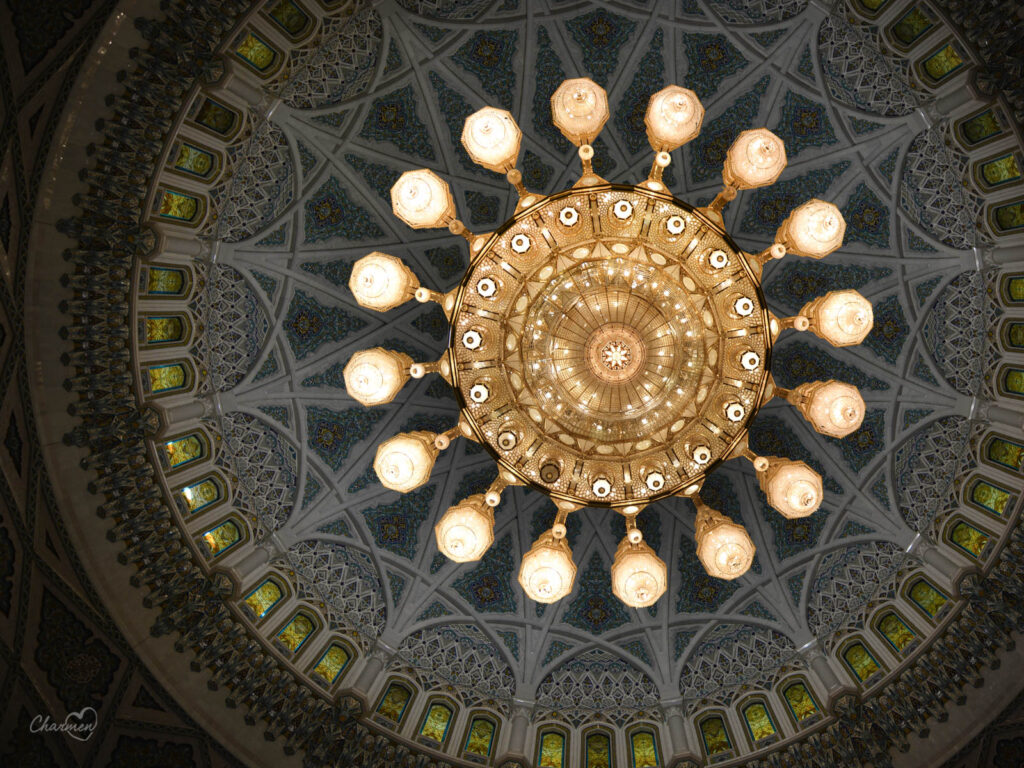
top-left (462, 107), bottom-right (522, 172)
top-left (723, 128), bottom-right (787, 189)
top-left (611, 537), bottom-right (668, 607)
top-left (435, 494), bottom-right (495, 562)
top-left (777, 199), bottom-right (846, 258)
top-left (343, 348), bottom-right (412, 407)
top-left (390, 169), bottom-right (456, 229)
top-left (645, 85), bottom-right (704, 151)
top-left (792, 380), bottom-right (865, 438)
top-left (518, 530), bottom-right (577, 603)
top-left (695, 503), bottom-right (755, 580)
top-left (349, 252), bottom-right (419, 312)
top-left (551, 78), bottom-right (610, 146)
top-left (801, 290), bottom-right (874, 346)
top-left (758, 458), bottom-right (823, 519)
top-left (373, 431), bottom-right (438, 493)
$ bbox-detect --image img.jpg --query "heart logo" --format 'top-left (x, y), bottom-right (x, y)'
top-left (64, 707), bottom-right (98, 741)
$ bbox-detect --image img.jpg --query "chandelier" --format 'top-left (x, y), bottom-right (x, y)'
top-left (344, 79), bottom-right (872, 608)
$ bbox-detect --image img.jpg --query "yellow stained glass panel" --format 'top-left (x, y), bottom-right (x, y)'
top-left (843, 643), bottom-right (880, 681)
top-left (195, 98), bottom-right (236, 135)
top-left (700, 717), bottom-right (731, 755)
top-left (277, 613), bottom-right (314, 652)
top-left (631, 730), bottom-right (659, 767)
top-left (585, 732), bottom-right (611, 768)
top-left (996, 202), bottom-right (1024, 232)
top-left (923, 44), bottom-right (964, 82)
top-left (377, 684), bottom-right (411, 722)
top-left (202, 521), bottom-right (240, 557)
top-left (244, 579), bottom-right (282, 618)
top-left (910, 580), bottom-right (947, 617)
top-left (951, 522), bottom-right (988, 558)
top-left (181, 478), bottom-right (220, 513)
top-left (173, 143), bottom-right (214, 178)
top-left (148, 364), bottom-right (186, 393)
top-left (145, 317), bottom-right (184, 344)
top-left (743, 703), bottom-right (776, 741)
top-left (1006, 276), bottom-right (1024, 302)
top-left (313, 644), bottom-right (350, 684)
top-left (971, 480), bottom-right (1010, 515)
top-left (982, 154), bottom-right (1022, 188)
top-left (146, 267), bottom-right (185, 295)
top-left (892, 7), bottom-right (933, 44)
top-left (858, 0), bottom-right (888, 10)
top-left (961, 110), bottom-right (1001, 145)
top-left (879, 613), bottom-right (916, 652)
top-left (268, 0), bottom-right (309, 35)
top-left (784, 683), bottom-right (819, 720)
top-left (464, 718), bottom-right (495, 756)
top-left (158, 190), bottom-right (199, 221)
top-left (163, 435), bottom-right (202, 467)
top-left (236, 33), bottom-right (276, 71)
top-left (1004, 369), bottom-right (1024, 396)
top-left (420, 703), bottom-right (452, 742)
top-left (988, 437), bottom-right (1024, 470)
top-left (538, 732), bottom-right (565, 768)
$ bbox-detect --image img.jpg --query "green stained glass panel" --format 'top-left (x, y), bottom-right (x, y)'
top-left (743, 703), bottom-right (777, 741)
top-left (147, 363), bottom-right (186, 393)
top-left (988, 437), bottom-right (1024, 470)
top-left (377, 684), bottom-right (411, 723)
top-left (195, 98), bottom-right (236, 135)
top-left (1005, 369), bottom-right (1024, 396)
top-left (878, 613), bottom-right (916, 652)
top-left (1005, 276), bottom-right (1024, 303)
top-left (971, 479), bottom-right (1011, 515)
top-left (584, 732), bottom-right (611, 768)
top-left (923, 44), bottom-right (965, 82)
top-left (538, 732), bottom-right (565, 768)
top-left (145, 316), bottom-right (184, 344)
top-left (173, 143), bottom-right (215, 178)
top-left (236, 32), bottom-right (276, 71)
top-left (1008, 322), bottom-right (1024, 349)
top-left (181, 478), bottom-right (221, 513)
top-left (700, 717), bottom-right (731, 756)
top-left (961, 110), bottom-right (1002, 145)
top-left (858, 0), bottom-right (888, 10)
top-left (277, 613), bottom-right (315, 652)
top-left (783, 683), bottom-right (819, 721)
top-left (313, 643), bottom-right (350, 684)
top-left (244, 579), bottom-right (282, 618)
top-left (158, 189), bottom-right (199, 221)
top-left (910, 580), bottom-right (948, 617)
top-left (981, 154), bottom-right (1022, 188)
top-left (163, 435), bottom-right (202, 468)
top-left (995, 202), bottom-right (1024, 232)
top-left (420, 703), bottom-right (452, 742)
top-left (202, 521), bottom-right (240, 557)
top-left (267, 0), bottom-right (309, 36)
top-left (631, 731), bottom-right (659, 767)
top-left (892, 6), bottom-right (933, 44)
top-left (146, 267), bottom-right (185, 295)
top-left (951, 522), bottom-right (988, 558)
top-left (843, 643), bottom-right (880, 681)
top-left (464, 718), bottom-right (495, 756)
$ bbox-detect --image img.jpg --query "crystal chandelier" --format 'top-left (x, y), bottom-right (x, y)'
top-left (345, 79), bottom-right (872, 608)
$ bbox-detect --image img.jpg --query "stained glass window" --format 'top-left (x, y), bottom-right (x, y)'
top-left (267, 0), bottom-right (310, 36)
top-left (585, 731), bottom-right (612, 768)
top-left (244, 579), bottom-right (283, 619)
top-left (1002, 368), bottom-right (1024, 397)
top-left (630, 730), bottom-right (659, 767)
top-left (419, 703), bottom-right (453, 743)
top-left (537, 731), bottom-right (566, 768)
top-left (699, 717), bottom-right (732, 756)
top-left (922, 44), bottom-right (965, 82)
top-left (987, 436), bottom-right (1024, 471)
top-left (202, 520), bottom-right (240, 557)
top-left (857, 0), bottom-right (888, 12)
top-left (994, 201), bottom-right (1024, 233)
top-left (277, 612), bottom-right (315, 653)
top-left (958, 109), bottom-right (1003, 146)
top-left (157, 189), bottom-right (200, 222)
top-left (877, 612), bottom-right (916, 653)
top-left (145, 267), bottom-right (186, 295)
top-left (162, 435), bottom-right (203, 468)
top-left (783, 682), bottom-right (819, 722)
top-left (194, 97), bottom-right (237, 135)
top-left (950, 521), bottom-right (989, 559)
top-left (980, 153), bottom-right (1022, 188)
top-left (842, 642), bottom-right (881, 682)
top-left (144, 316), bottom-right (184, 344)
top-left (742, 702), bottom-right (777, 742)
top-left (179, 477), bottom-right (223, 514)
top-left (235, 32), bottom-right (277, 72)
top-left (1002, 275), bottom-right (1024, 304)
top-left (172, 142), bottom-right (216, 179)
top-left (970, 478), bottom-right (1011, 516)
top-left (376, 683), bottom-right (412, 723)
top-left (909, 579), bottom-right (948, 618)
top-left (146, 363), bottom-right (187, 393)
top-left (464, 717), bottom-right (496, 756)
top-left (312, 643), bottom-right (351, 684)
top-left (891, 6), bottom-right (933, 45)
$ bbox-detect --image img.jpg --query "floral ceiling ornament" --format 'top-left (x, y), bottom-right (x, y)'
top-left (345, 78), bottom-right (873, 608)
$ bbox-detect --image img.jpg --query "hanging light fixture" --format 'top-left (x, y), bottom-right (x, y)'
top-left (343, 77), bottom-right (874, 605)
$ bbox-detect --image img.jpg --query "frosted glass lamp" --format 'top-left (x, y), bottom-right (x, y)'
top-left (435, 494), bottom-right (495, 562)
top-left (518, 528), bottom-right (577, 603)
top-left (645, 85), bottom-right (704, 151)
top-left (788, 380), bottom-right (865, 438)
top-left (551, 78), bottom-right (609, 146)
top-left (373, 431), bottom-right (438, 493)
top-left (694, 501), bottom-right (755, 580)
top-left (391, 169), bottom-right (456, 229)
top-left (723, 128), bottom-right (787, 189)
top-left (462, 107), bottom-right (522, 172)
top-left (343, 348), bottom-right (412, 406)
top-left (349, 252), bottom-right (419, 312)
top-left (756, 458), bottom-right (823, 519)
top-left (801, 290), bottom-right (873, 346)
top-left (611, 529), bottom-right (668, 607)
top-left (776, 199), bottom-right (846, 258)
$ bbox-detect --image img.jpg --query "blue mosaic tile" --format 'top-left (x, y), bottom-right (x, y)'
top-left (751, 29), bottom-right (788, 48)
top-left (621, 640), bottom-right (652, 666)
top-left (347, 463), bottom-right (377, 494)
top-left (301, 363), bottom-right (346, 389)
top-left (498, 630), bottom-right (520, 660)
top-left (689, 76), bottom-right (770, 184)
top-left (411, 305), bottom-right (450, 342)
top-left (452, 533), bottom-right (518, 613)
top-left (614, 29), bottom-right (665, 155)
top-left (464, 441), bottom-right (486, 455)
top-left (359, 85), bottom-right (435, 160)
top-left (399, 414), bottom-right (453, 435)
top-left (522, 150), bottom-right (555, 192)
top-left (563, 552), bottom-right (631, 634)
top-left (301, 474), bottom-right (322, 509)
top-left (311, 110), bottom-right (347, 130)
top-left (565, 8), bottom-right (637, 87)
top-left (764, 261), bottom-right (892, 314)
top-left (387, 571), bottom-right (407, 604)
top-left (462, 191), bottom-right (500, 227)
top-left (749, 414), bottom-right (843, 494)
top-left (647, 603), bottom-right (658, 619)
top-left (915, 276), bottom-right (943, 305)
top-left (674, 630), bottom-right (697, 660)
top-left (253, 352), bottom-right (279, 381)
top-left (842, 182), bottom-right (890, 248)
top-left (849, 117), bottom-right (884, 135)
top-left (300, 259), bottom-right (352, 287)
top-left (430, 552), bottom-right (447, 574)
top-left (303, 176), bottom-right (383, 243)
top-left (912, 354), bottom-right (940, 385)
top-left (826, 408), bottom-right (885, 473)
top-left (258, 405), bottom-right (290, 428)
top-left (679, 0), bottom-right (703, 14)
top-left (907, 229), bottom-right (938, 253)
top-left (344, 153), bottom-right (400, 203)
top-left (250, 270), bottom-right (278, 299)
top-left (451, 30), bottom-right (518, 109)
top-left (591, 136), bottom-right (618, 177)
top-left (452, 467), bottom-right (495, 502)
top-left (426, 378), bottom-right (456, 400)
top-left (878, 148), bottom-right (899, 185)
top-left (284, 290), bottom-right (367, 360)
top-left (839, 520), bottom-right (874, 538)
top-left (542, 640), bottom-right (575, 667)
top-left (363, 485), bottom-right (436, 559)
top-left (740, 160), bottom-right (850, 235)
top-left (533, 27), bottom-right (573, 154)
top-left (787, 573), bottom-right (805, 604)
top-left (771, 340), bottom-right (890, 391)
top-left (306, 406), bottom-right (385, 471)
top-left (412, 23), bottom-right (447, 43)
top-left (317, 518), bottom-right (351, 537)
top-left (870, 474), bottom-right (890, 508)
top-left (797, 45), bottom-right (814, 79)
top-left (740, 600), bottom-right (777, 621)
top-left (773, 91), bottom-right (838, 157)
top-left (699, 471), bottom-right (742, 517)
top-left (903, 407), bottom-right (933, 429)
top-left (681, 32), bottom-right (748, 101)
top-left (763, 492), bottom-right (832, 560)
top-left (676, 534), bottom-right (741, 613)
top-left (256, 223), bottom-right (287, 247)
top-left (384, 40), bottom-right (403, 74)
top-left (428, 72), bottom-right (503, 178)
top-left (536, 603), bottom-right (546, 618)
top-left (417, 601), bottom-right (452, 621)
top-left (297, 140), bottom-right (317, 177)
top-left (863, 295), bottom-right (909, 365)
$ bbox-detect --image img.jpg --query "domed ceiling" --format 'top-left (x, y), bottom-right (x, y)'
top-left (7, 0), bottom-right (1024, 766)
